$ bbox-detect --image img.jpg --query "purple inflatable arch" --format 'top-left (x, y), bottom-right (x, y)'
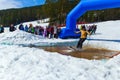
top-left (59, 0), bottom-right (120, 38)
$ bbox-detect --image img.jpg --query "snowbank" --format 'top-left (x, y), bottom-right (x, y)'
top-left (0, 20), bottom-right (120, 80)
top-left (85, 20), bottom-right (120, 51)
top-left (0, 45), bottom-right (120, 80)
top-left (0, 30), bottom-right (78, 46)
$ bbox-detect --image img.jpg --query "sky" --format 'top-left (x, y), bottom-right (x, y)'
top-left (0, 0), bottom-right (45, 10)
top-left (0, 20), bottom-right (120, 80)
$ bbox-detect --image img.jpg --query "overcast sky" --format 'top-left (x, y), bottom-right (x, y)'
top-left (0, 0), bottom-right (45, 10)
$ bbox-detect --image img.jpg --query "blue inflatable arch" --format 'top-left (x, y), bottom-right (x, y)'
top-left (59, 0), bottom-right (120, 38)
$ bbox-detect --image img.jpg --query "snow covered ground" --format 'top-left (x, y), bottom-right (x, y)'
top-left (15, 18), bottom-right (50, 28)
top-left (87, 20), bottom-right (120, 51)
top-left (0, 29), bottom-right (77, 46)
top-left (0, 20), bottom-right (120, 80)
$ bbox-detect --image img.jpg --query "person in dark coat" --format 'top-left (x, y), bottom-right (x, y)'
top-left (19, 23), bottom-right (24, 31)
top-left (9, 24), bottom-right (16, 32)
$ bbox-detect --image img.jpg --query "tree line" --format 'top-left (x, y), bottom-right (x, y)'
top-left (0, 5), bottom-right (46, 26)
top-left (0, 0), bottom-right (120, 26)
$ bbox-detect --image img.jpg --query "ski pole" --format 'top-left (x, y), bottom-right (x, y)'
top-left (86, 35), bottom-right (91, 46)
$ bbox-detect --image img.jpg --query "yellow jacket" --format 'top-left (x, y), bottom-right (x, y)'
top-left (78, 30), bottom-right (90, 38)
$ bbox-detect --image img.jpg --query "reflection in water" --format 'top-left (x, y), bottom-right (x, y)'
top-left (38, 46), bottom-right (118, 60)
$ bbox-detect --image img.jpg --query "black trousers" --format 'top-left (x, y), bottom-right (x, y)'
top-left (77, 38), bottom-right (86, 49)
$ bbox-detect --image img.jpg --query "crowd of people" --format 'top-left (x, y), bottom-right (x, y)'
top-left (0, 23), bottom-right (97, 41)
top-left (0, 24), bottom-right (16, 33)
top-left (77, 24), bottom-right (97, 35)
top-left (0, 23), bottom-right (61, 39)
top-left (18, 23), bottom-right (61, 39)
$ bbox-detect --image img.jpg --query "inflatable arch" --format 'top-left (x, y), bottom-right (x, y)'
top-left (59, 0), bottom-right (120, 39)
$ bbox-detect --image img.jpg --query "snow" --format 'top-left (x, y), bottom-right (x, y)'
top-left (15, 18), bottom-right (50, 28)
top-left (87, 20), bottom-right (120, 51)
top-left (0, 29), bottom-right (77, 46)
top-left (0, 20), bottom-right (120, 80)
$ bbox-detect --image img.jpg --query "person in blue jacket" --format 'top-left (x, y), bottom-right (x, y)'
top-left (24, 25), bottom-right (29, 32)
top-left (0, 25), bottom-right (4, 33)
top-left (19, 23), bottom-right (24, 31)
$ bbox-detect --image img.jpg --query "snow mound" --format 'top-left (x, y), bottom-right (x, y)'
top-left (0, 30), bottom-right (44, 45)
top-left (0, 45), bottom-right (120, 80)
top-left (0, 30), bottom-right (78, 46)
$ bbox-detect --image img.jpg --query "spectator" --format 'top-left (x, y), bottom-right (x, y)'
top-left (9, 24), bottom-right (16, 32)
top-left (24, 25), bottom-right (29, 32)
top-left (92, 24), bottom-right (97, 34)
top-left (46, 26), bottom-right (50, 38)
top-left (56, 27), bottom-right (61, 38)
top-left (39, 26), bottom-right (44, 36)
top-left (28, 24), bottom-right (35, 34)
top-left (34, 26), bottom-right (40, 35)
top-left (43, 27), bottom-right (47, 38)
top-left (19, 23), bottom-right (24, 31)
top-left (0, 25), bottom-right (4, 33)
top-left (53, 25), bottom-right (57, 38)
top-left (49, 26), bottom-right (54, 39)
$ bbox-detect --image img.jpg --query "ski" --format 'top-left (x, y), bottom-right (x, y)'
top-left (68, 46), bottom-right (83, 51)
